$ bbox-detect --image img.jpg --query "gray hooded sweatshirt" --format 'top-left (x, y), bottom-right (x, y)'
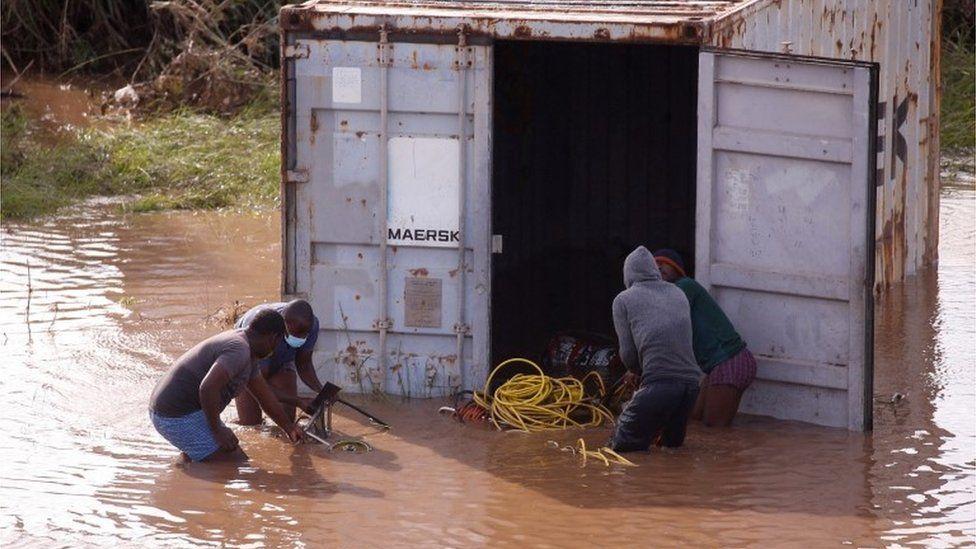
top-left (613, 246), bottom-right (702, 385)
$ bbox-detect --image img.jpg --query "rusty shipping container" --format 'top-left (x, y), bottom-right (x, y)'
top-left (279, 0), bottom-right (940, 431)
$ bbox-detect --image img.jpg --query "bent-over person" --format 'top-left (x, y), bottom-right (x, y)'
top-left (654, 248), bottom-right (757, 427)
top-left (149, 309), bottom-right (302, 462)
top-left (234, 300), bottom-right (324, 425)
top-left (610, 246), bottom-right (703, 452)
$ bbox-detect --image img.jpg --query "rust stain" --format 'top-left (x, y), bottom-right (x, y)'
top-left (513, 25), bottom-right (532, 38)
top-left (360, 198), bottom-right (367, 207)
top-left (870, 14), bottom-right (879, 60)
top-left (408, 268), bottom-right (429, 277)
top-left (923, 0), bottom-right (943, 267)
top-left (310, 110), bottom-right (318, 145)
top-left (283, 0), bottom-right (736, 46)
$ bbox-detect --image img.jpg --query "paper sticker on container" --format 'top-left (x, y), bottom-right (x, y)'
top-left (332, 67), bottom-right (361, 104)
top-left (388, 137), bottom-right (460, 248)
top-left (404, 277), bottom-right (443, 328)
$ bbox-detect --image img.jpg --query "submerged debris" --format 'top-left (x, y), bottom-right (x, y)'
top-left (875, 392), bottom-right (909, 404)
top-left (203, 300), bottom-right (248, 327)
top-left (330, 439), bottom-right (372, 453)
top-left (547, 439), bottom-right (637, 468)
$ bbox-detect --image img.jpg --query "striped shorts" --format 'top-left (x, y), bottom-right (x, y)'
top-left (149, 409), bottom-right (221, 462)
top-left (703, 348), bottom-right (757, 392)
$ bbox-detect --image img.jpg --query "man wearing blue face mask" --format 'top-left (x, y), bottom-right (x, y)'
top-left (234, 299), bottom-right (324, 425)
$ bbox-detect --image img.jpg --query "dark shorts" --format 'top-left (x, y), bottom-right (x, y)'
top-left (611, 379), bottom-right (699, 452)
top-left (703, 348), bottom-right (757, 392)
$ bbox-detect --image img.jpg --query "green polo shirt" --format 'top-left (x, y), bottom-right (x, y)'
top-left (674, 277), bottom-right (746, 374)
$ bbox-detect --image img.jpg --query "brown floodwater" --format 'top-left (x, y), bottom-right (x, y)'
top-left (1, 188), bottom-right (973, 547)
top-left (1, 73), bottom-right (110, 133)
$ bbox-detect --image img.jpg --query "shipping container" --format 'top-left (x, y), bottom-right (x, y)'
top-left (278, 0), bottom-right (940, 431)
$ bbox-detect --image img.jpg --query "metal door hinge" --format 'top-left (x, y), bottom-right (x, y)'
top-left (286, 168), bottom-right (309, 183)
top-left (376, 26), bottom-right (393, 67)
top-left (453, 27), bottom-right (473, 70)
top-left (453, 323), bottom-right (470, 335)
top-left (373, 318), bottom-right (393, 331)
top-left (284, 43), bottom-right (310, 59)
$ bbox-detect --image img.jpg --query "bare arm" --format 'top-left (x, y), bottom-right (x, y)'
top-left (200, 364), bottom-right (239, 452)
top-left (294, 349), bottom-right (323, 393)
top-left (200, 365), bottom-right (232, 432)
top-left (264, 385), bottom-right (310, 413)
top-left (613, 298), bottom-right (639, 374)
top-left (247, 374), bottom-right (297, 433)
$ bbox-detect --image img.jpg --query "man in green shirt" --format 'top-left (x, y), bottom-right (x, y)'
top-left (653, 249), bottom-right (757, 427)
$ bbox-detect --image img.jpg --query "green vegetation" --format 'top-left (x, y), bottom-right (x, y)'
top-left (1, 105), bottom-right (279, 220)
top-left (2, 105), bottom-right (119, 219)
top-left (109, 106), bottom-right (279, 213)
top-left (941, 31), bottom-right (975, 154)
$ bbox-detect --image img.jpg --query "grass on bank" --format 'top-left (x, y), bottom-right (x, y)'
top-left (1, 104), bottom-right (279, 220)
top-left (941, 30), bottom-right (975, 154)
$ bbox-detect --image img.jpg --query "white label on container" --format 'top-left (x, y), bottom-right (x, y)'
top-left (332, 67), bottom-right (361, 104)
top-left (387, 137), bottom-right (460, 248)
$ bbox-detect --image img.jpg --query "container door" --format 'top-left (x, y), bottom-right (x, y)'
top-left (696, 49), bottom-right (877, 430)
top-left (287, 37), bottom-right (491, 396)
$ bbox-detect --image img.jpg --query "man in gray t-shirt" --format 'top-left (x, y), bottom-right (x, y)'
top-left (149, 309), bottom-right (302, 462)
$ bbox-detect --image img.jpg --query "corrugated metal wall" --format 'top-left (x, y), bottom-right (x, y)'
top-left (710, 0), bottom-right (941, 289)
top-left (491, 41), bottom-right (699, 361)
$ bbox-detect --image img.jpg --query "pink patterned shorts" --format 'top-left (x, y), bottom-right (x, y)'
top-left (703, 348), bottom-right (757, 392)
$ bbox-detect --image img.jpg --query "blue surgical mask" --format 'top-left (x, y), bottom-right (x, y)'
top-left (285, 333), bottom-right (307, 349)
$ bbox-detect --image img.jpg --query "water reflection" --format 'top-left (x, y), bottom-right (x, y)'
top-left (0, 190), bottom-right (972, 546)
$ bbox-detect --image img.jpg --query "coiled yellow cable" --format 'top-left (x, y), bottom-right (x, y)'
top-left (472, 358), bottom-right (615, 433)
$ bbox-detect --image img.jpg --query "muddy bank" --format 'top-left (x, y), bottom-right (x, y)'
top-left (0, 190), bottom-right (973, 546)
top-left (1, 75), bottom-right (279, 221)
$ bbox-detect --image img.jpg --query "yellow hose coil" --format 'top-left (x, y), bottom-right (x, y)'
top-left (472, 358), bottom-right (615, 433)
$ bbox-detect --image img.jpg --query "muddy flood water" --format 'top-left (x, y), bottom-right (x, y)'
top-left (0, 187), bottom-right (973, 547)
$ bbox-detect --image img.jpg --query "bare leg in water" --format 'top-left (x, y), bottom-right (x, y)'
top-left (234, 369), bottom-right (298, 425)
top-left (692, 383), bottom-right (744, 427)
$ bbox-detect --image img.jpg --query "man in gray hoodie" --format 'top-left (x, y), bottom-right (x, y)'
top-left (610, 246), bottom-right (703, 452)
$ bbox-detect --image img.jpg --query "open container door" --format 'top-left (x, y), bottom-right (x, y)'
top-left (696, 49), bottom-right (878, 430)
top-left (286, 36), bottom-right (492, 396)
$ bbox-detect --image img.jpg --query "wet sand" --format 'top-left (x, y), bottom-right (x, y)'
top-left (1, 190), bottom-right (973, 547)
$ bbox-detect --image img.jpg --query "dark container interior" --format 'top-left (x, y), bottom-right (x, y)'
top-left (491, 40), bottom-right (699, 364)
